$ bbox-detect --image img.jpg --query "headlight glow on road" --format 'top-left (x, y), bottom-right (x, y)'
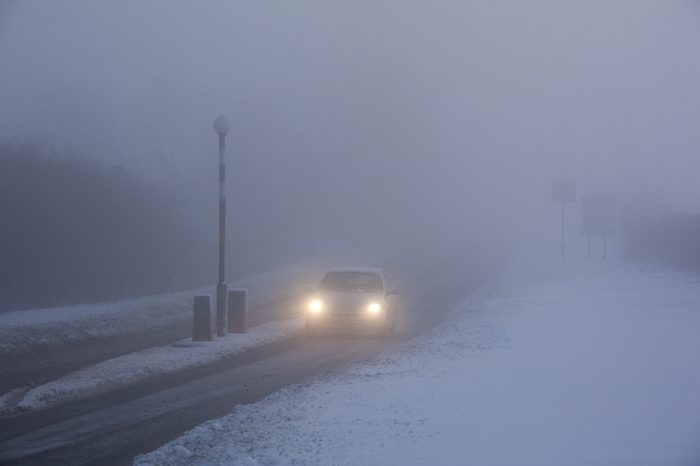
top-left (367, 302), bottom-right (382, 316)
top-left (308, 299), bottom-right (323, 315)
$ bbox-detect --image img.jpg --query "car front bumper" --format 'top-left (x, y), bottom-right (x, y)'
top-left (306, 311), bottom-right (386, 332)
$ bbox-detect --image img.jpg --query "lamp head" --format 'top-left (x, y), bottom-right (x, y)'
top-left (213, 115), bottom-right (230, 135)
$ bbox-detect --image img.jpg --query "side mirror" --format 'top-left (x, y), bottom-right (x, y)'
top-left (387, 289), bottom-right (398, 296)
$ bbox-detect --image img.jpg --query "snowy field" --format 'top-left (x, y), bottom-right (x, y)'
top-left (136, 256), bottom-right (700, 466)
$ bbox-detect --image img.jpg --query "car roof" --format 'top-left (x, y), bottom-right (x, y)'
top-left (325, 266), bottom-right (385, 275)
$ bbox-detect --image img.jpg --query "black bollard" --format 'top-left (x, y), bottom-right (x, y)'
top-left (193, 295), bottom-right (215, 341)
top-left (227, 288), bottom-right (248, 333)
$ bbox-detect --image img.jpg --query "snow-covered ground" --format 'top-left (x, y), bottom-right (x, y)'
top-left (0, 318), bottom-right (303, 413)
top-left (136, 256), bottom-right (700, 466)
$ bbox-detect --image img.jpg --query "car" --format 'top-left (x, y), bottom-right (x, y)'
top-left (304, 267), bottom-right (398, 337)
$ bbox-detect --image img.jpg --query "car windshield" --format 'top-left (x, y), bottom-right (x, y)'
top-left (319, 272), bottom-right (383, 292)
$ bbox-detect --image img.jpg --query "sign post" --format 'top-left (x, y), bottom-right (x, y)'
top-left (551, 180), bottom-right (576, 260)
top-left (580, 194), bottom-right (615, 259)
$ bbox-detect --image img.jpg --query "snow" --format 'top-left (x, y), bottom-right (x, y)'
top-left (0, 288), bottom-right (205, 326)
top-left (1, 318), bottom-right (303, 413)
top-left (135, 256), bottom-right (700, 466)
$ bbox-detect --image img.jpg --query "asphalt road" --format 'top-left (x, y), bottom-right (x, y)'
top-left (0, 247), bottom-right (503, 465)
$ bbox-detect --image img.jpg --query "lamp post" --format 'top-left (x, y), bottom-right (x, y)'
top-left (213, 115), bottom-right (230, 337)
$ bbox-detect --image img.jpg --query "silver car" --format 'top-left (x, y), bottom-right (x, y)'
top-left (304, 267), bottom-right (398, 337)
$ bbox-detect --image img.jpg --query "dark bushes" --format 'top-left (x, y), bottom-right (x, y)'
top-left (0, 144), bottom-right (202, 311)
top-left (622, 202), bottom-right (700, 270)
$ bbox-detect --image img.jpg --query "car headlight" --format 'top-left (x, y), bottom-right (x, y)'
top-left (308, 299), bottom-right (323, 315)
top-left (367, 302), bottom-right (382, 316)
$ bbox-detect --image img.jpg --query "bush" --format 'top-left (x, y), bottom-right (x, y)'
top-left (0, 143), bottom-right (202, 311)
top-left (622, 202), bottom-right (700, 270)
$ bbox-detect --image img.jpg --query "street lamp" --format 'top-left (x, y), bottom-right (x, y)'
top-left (213, 115), bottom-right (230, 337)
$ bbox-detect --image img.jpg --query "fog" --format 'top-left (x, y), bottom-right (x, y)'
top-left (1, 0), bottom-right (700, 304)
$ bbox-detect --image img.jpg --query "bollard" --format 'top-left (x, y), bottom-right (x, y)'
top-left (193, 295), bottom-right (215, 341)
top-left (227, 288), bottom-right (248, 333)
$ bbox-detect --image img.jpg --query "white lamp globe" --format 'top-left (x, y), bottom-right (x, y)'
top-left (213, 115), bottom-right (230, 135)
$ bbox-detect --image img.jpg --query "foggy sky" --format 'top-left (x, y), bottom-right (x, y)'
top-left (2, 0), bottom-right (700, 273)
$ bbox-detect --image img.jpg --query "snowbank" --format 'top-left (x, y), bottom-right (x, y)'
top-left (2, 318), bottom-right (303, 413)
top-left (136, 257), bottom-right (700, 466)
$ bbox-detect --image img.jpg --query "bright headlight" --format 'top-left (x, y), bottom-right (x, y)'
top-left (308, 299), bottom-right (323, 315)
top-left (367, 302), bottom-right (382, 316)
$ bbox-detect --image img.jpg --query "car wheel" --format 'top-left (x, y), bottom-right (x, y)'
top-left (385, 309), bottom-right (397, 337)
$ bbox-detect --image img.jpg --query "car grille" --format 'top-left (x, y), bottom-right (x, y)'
top-left (328, 309), bottom-right (361, 318)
